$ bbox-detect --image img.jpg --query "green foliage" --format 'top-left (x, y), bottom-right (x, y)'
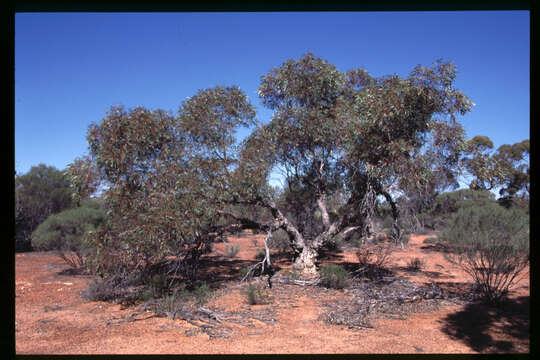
top-left (494, 139), bottom-right (529, 206)
top-left (239, 266), bottom-right (250, 279)
top-left (255, 248), bottom-right (266, 261)
top-left (423, 237), bottom-right (439, 244)
top-left (244, 283), bottom-right (268, 305)
top-left (462, 137), bottom-right (529, 205)
top-left (188, 283), bottom-right (212, 305)
top-left (439, 204), bottom-right (529, 303)
top-left (427, 189), bottom-right (496, 229)
top-left (15, 164), bottom-right (74, 251)
top-left (31, 204), bottom-right (106, 252)
top-left (73, 54), bottom-right (477, 278)
top-left (83, 87), bottom-right (256, 281)
top-left (225, 243), bottom-right (240, 258)
top-left (319, 264), bottom-right (349, 289)
top-left (83, 276), bottom-right (141, 303)
top-left (64, 156), bottom-right (101, 206)
top-left (267, 229), bottom-right (291, 253)
top-left (406, 257), bottom-right (425, 272)
top-left (287, 269), bottom-right (301, 280)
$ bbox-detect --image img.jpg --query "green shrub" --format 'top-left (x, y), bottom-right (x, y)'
top-left (239, 266), bottom-right (250, 279)
top-left (31, 205), bottom-right (106, 269)
top-left (354, 242), bottom-right (394, 280)
top-left (406, 257), bottom-right (425, 272)
top-left (287, 269), bottom-right (301, 280)
top-left (439, 204), bottom-right (529, 303)
top-left (154, 289), bottom-right (184, 318)
top-left (244, 283), bottom-right (268, 305)
top-left (423, 237), bottom-right (438, 244)
top-left (255, 248), bottom-right (266, 261)
top-left (268, 229), bottom-right (291, 252)
top-left (225, 243), bottom-right (240, 258)
top-left (31, 205), bottom-right (106, 252)
top-left (150, 274), bottom-right (169, 298)
top-left (15, 164), bottom-right (75, 252)
top-left (83, 276), bottom-right (138, 303)
top-left (319, 264), bottom-right (349, 289)
top-left (188, 283), bottom-right (212, 305)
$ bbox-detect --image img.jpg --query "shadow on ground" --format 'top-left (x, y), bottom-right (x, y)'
top-left (440, 296), bottom-right (529, 353)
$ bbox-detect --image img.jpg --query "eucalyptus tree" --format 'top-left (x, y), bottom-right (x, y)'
top-left (462, 136), bottom-right (529, 209)
top-left (72, 54), bottom-right (474, 279)
top-left (15, 164), bottom-right (74, 251)
top-left (218, 54), bottom-right (473, 275)
top-left (493, 139), bottom-right (529, 207)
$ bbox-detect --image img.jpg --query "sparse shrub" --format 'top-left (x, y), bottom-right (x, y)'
top-left (255, 248), bottom-right (266, 261)
top-left (244, 283), bottom-right (268, 305)
top-left (83, 270), bottom-right (147, 303)
top-left (356, 242), bottom-right (393, 269)
top-left (381, 216), bottom-right (394, 232)
top-left (239, 266), bottom-right (250, 279)
top-left (319, 264), bottom-right (349, 289)
top-left (189, 283), bottom-right (212, 305)
top-left (287, 269), bottom-right (301, 280)
top-left (355, 242), bottom-right (394, 280)
top-left (439, 204), bottom-right (529, 303)
top-left (406, 257), bottom-right (425, 272)
top-left (268, 229), bottom-right (291, 253)
top-left (83, 277), bottom-right (124, 302)
top-left (225, 243), bottom-right (240, 258)
top-left (423, 237), bottom-right (438, 244)
top-left (149, 274), bottom-right (169, 298)
top-left (153, 289), bottom-right (184, 319)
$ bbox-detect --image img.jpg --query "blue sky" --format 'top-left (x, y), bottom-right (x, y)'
top-left (15, 11), bottom-right (530, 177)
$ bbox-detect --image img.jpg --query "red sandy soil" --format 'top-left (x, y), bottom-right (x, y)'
top-left (15, 233), bottom-right (529, 354)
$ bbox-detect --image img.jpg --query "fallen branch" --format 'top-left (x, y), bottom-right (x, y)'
top-left (241, 229), bottom-right (275, 287)
top-left (272, 277), bottom-right (321, 286)
top-left (107, 300), bottom-right (160, 326)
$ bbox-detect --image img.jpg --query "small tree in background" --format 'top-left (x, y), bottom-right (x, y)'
top-left (494, 139), bottom-right (529, 211)
top-left (15, 164), bottom-right (74, 252)
top-left (462, 136), bottom-right (529, 212)
top-left (439, 203), bottom-right (529, 303)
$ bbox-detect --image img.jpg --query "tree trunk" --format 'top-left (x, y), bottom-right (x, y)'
top-left (292, 245), bottom-right (319, 276)
top-left (359, 181), bottom-right (377, 241)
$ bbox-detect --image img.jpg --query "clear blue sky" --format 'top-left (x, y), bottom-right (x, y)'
top-left (15, 11), bottom-right (530, 176)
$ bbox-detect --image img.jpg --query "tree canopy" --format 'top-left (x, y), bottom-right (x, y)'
top-left (70, 54), bottom-right (479, 277)
top-left (15, 164), bottom-right (74, 251)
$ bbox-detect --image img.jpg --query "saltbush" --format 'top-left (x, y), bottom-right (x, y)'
top-left (268, 229), bottom-right (291, 252)
top-left (423, 237), bottom-right (439, 244)
top-left (31, 204), bottom-right (106, 252)
top-left (319, 264), bottom-right (349, 289)
top-left (406, 257), bottom-right (425, 272)
top-left (31, 204), bottom-right (106, 270)
top-left (244, 283), bottom-right (269, 305)
top-left (439, 203), bottom-right (529, 303)
top-left (355, 242), bottom-right (394, 280)
top-left (225, 243), bottom-right (240, 258)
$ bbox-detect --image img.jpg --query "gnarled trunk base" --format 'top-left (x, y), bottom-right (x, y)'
top-left (292, 246), bottom-right (318, 277)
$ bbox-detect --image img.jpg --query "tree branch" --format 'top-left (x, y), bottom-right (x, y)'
top-left (317, 193), bottom-right (331, 230)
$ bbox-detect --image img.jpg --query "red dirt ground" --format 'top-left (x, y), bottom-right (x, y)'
top-left (15, 233), bottom-right (529, 354)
